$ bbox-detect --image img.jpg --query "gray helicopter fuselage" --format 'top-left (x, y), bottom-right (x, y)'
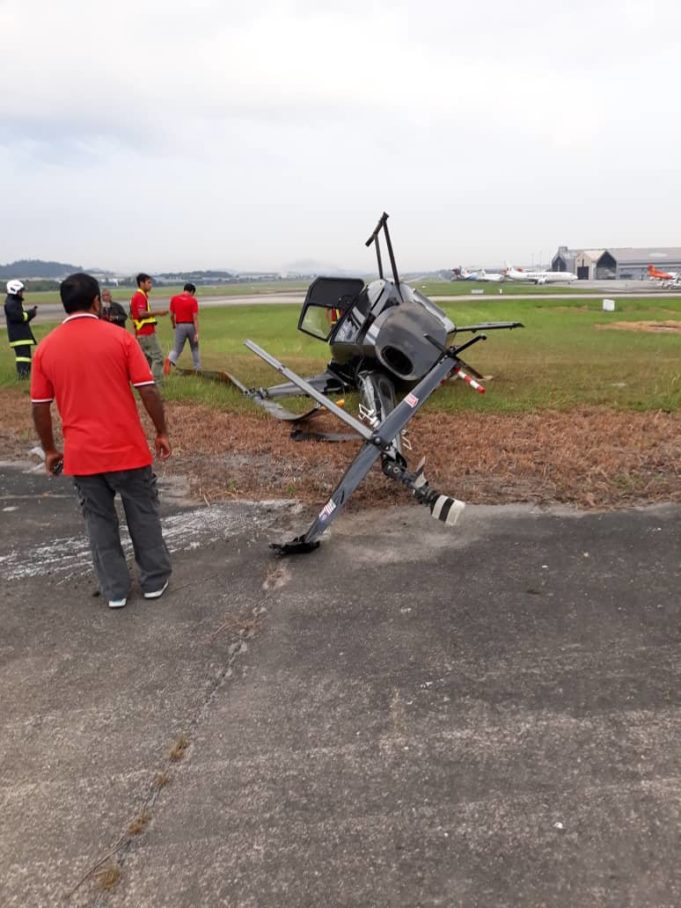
top-left (304, 277), bottom-right (455, 388)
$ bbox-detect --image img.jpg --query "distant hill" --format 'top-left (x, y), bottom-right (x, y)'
top-left (0, 259), bottom-right (84, 279)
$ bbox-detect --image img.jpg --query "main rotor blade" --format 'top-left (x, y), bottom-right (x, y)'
top-left (272, 440), bottom-right (382, 554)
top-left (244, 339), bottom-right (372, 440)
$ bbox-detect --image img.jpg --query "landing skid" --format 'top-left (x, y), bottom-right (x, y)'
top-left (244, 336), bottom-right (486, 555)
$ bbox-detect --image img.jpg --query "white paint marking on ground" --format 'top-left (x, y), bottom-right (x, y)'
top-left (0, 502), bottom-right (295, 581)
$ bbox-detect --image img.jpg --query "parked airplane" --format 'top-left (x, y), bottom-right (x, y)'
top-left (504, 266), bottom-right (578, 285)
top-left (647, 264), bottom-right (681, 287)
top-left (452, 267), bottom-right (505, 282)
top-left (452, 267), bottom-right (479, 281)
top-left (477, 269), bottom-right (505, 283)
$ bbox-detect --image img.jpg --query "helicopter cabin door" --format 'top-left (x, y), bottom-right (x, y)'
top-left (298, 277), bottom-right (365, 341)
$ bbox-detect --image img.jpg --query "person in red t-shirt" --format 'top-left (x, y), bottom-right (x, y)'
top-left (130, 272), bottom-right (167, 382)
top-left (31, 272), bottom-right (172, 610)
top-left (163, 282), bottom-right (200, 374)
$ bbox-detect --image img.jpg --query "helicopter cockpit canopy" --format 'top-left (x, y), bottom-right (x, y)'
top-left (298, 277), bottom-right (365, 341)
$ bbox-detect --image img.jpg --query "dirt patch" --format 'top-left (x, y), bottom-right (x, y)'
top-left (596, 320), bottom-right (681, 333)
top-left (3, 387), bottom-right (681, 511)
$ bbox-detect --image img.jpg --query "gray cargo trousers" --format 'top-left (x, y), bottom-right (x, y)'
top-left (168, 323), bottom-right (200, 369)
top-left (73, 466), bottom-right (171, 602)
top-left (137, 333), bottom-right (165, 382)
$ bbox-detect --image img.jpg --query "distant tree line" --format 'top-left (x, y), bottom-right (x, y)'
top-left (145, 270), bottom-right (238, 284)
top-left (0, 259), bottom-right (83, 279)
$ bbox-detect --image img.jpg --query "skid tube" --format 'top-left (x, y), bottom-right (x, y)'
top-left (244, 336), bottom-right (485, 555)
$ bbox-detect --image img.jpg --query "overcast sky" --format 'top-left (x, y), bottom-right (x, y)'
top-left (2, 0), bottom-right (680, 273)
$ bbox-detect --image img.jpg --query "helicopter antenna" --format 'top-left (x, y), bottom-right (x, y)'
top-left (365, 212), bottom-right (403, 300)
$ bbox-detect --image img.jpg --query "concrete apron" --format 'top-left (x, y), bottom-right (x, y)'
top-left (2, 462), bottom-right (681, 907)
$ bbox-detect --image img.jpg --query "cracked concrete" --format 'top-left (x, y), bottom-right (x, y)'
top-left (2, 464), bottom-right (681, 906)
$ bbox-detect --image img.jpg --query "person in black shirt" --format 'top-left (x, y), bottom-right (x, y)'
top-left (101, 288), bottom-right (128, 329)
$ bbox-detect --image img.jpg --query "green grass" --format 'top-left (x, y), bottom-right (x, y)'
top-left (4, 295), bottom-right (681, 413)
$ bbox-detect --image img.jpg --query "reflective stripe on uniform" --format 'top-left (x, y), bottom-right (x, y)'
top-left (15, 356), bottom-right (32, 363)
top-left (132, 316), bottom-right (157, 331)
top-left (23, 312), bottom-right (29, 322)
top-left (9, 339), bottom-right (35, 347)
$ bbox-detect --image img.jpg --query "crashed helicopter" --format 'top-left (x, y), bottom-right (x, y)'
top-left (186, 212), bottom-right (523, 554)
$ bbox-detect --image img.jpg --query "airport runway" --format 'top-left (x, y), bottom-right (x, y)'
top-left (21, 285), bottom-right (681, 326)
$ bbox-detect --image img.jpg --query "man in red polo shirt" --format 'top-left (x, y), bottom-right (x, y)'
top-left (163, 282), bottom-right (200, 374)
top-left (130, 272), bottom-right (167, 382)
top-left (31, 272), bottom-right (172, 609)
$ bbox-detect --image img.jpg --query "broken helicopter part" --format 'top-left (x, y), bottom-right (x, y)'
top-left (185, 212), bottom-right (523, 552)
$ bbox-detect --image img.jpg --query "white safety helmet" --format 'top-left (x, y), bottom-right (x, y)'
top-left (6, 279), bottom-right (25, 295)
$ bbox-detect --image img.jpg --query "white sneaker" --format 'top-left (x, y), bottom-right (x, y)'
top-left (144, 580), bottom-right (169, 600)
top-left (108, 597), bottom-right (127, 609)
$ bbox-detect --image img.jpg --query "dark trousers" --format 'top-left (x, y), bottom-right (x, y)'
top-left (12, 344), bottom-right (32, 378)
top-left (73, 466), bottom-right (171, 601)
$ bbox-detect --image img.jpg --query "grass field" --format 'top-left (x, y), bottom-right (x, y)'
top-left (3, 294), bottom-right (681, 413)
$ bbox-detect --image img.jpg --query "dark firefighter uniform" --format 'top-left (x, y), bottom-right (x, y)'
top-left (4, 282), bottom-right (38, 378)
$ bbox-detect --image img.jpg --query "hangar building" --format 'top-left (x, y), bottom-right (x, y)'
top-left (551, 246), bottom-right (681, 280)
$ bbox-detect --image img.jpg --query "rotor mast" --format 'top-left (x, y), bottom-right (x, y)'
top-left (365, 211), bottom-right (403, 300)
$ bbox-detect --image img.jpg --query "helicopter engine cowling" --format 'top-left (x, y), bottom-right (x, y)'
top-left (371, 303), bottom-right (447, 382)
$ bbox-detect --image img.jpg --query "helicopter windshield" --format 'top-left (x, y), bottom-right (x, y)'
top-left (298, 277), bottom-right (365, 341)
top-left (300, 305), bottom-right (337, 341)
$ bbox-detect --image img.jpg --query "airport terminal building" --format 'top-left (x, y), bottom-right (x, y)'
top-left (551, 246), bottom-right (681, 280)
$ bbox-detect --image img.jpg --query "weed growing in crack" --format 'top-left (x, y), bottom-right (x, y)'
top-left (153, 770), bottom-right (171, 789)
top-left (208, 610), bottom-right (263, 642)
top-left (127, 809), bottom-right (151, 836)
top-left (94, 864), bottom-right (121, 891)
top-left (169, 733), bottom-right (190, 762)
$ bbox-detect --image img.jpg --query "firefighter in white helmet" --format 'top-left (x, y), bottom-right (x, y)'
top-left (4, 280), bottom-right (38, 378)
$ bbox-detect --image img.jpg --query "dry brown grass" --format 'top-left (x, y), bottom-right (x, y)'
top-left (160, 401), bottom-right (681, 511)
top-left (208, 609), bottom-right (264, 642)
top-left (595, 320), bottom-right (681, 333)
top-left (3, 387), bottom-right (681, 511)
